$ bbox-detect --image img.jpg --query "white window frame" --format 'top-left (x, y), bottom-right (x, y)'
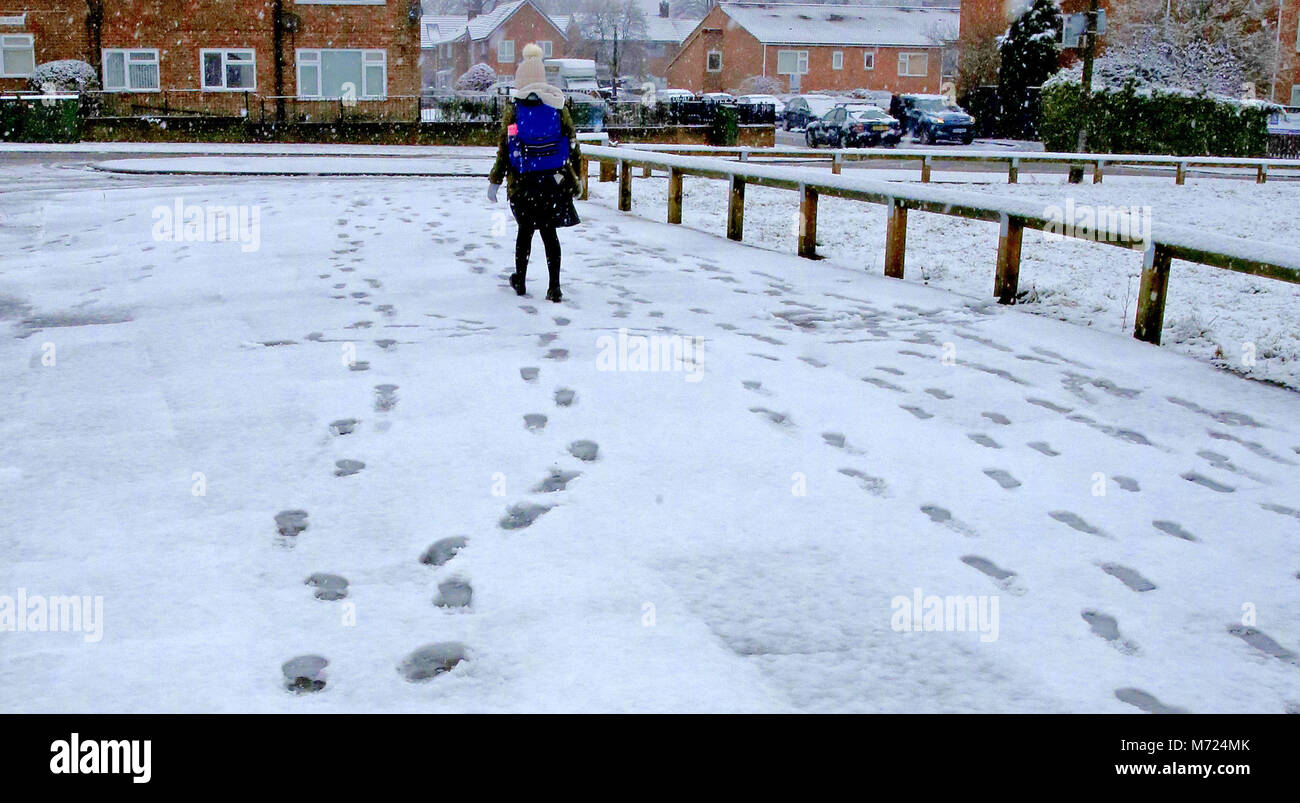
top-left (776, 49), bottom-right (808, 76)
top-left (295, 48), bottom-right (387, 100)
top-left (102, 48), bottom-right (161, 92)
top-left (831, 51), bottom-right (843, 71)
top-left (1291, 85), bottom-right (1299, 107)
top-left (199, 48), bottom-right (256, 91)
top-left (863, 50), bottom-right (875, 70)
top-left (0, 33), bottom-right (33, 78)
top-left (898, 52), bottom-right (929, 78)
top-left (539, 40), bottom-right (553, 58)
top-left (706, 49), bottom-right (722, 72)
top-left (497, 39), bottom-right (514, 64)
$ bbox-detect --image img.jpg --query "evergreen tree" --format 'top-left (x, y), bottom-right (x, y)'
top-left (997, 0), bottom-right (1061, 138)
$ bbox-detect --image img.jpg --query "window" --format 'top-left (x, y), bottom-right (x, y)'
top-left (706, 49), bottom-right (722, 72)
top-left (103, 49), bottom-right (160, 91)
top-left (831, 51), bottom-right (843, 70)
top-left (1292, 85), bottom-right (1300, 106)
top-left (863, 50), bottom-right (875, 70)
top-left (776, 49), bottom-right (808, 75)
top-left (539, 40), bottom-right (553, 58)
top-left (898, 52), bottom-right (928, 77)
top-left (201, 49), bottom-right (256, 90)
top-left (296, 49), bottom-right (387, 99)
top-left (0, 33), bottom-right (33, 77)
top-left (498, 39), bottom-right (514, 63)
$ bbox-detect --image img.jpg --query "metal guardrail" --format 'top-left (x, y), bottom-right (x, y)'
top-left (579, 144), bottom-right (1300, 347)
top-left (624, 144), bottom-right (1300, 185)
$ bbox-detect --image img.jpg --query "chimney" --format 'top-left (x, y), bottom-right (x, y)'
top-left (467, 0), bottom-right (482, 20)
top-left (659, 1), bottom-right (670, 17)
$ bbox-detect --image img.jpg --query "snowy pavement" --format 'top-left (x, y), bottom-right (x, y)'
top-left (1, 158), bottom-right (1298, 713)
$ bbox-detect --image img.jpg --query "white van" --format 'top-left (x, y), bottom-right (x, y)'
top-left (544, 59), bottom-right (600, 94)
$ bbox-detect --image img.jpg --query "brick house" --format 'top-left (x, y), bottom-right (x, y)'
top-left (640, 2), bottom-right (698, 82)
top-left (1, 1), bottom-right (422, 117)
top-left (1278, 0), bottom-right (1299, 106)
top-left (420, 0), bottom-right (569, 91)
top-left (667, 3), bottom-right (959, 95)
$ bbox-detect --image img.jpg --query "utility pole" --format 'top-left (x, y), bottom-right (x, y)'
top-left (1068, 0), bottom-right (1099, 184)
top-left (612, 27), bottom-right (620, 101)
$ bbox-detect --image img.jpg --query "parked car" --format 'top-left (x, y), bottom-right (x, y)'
top-left (889, 94), bottom-right (976, 144)
top-left (700, 92), bottom-right (737, 105)
top-left (1267, 109), bottom-right (1300, 135)
top-left (806, 104), bottom-right (901, 147)
top-left (782, 94), bottom-right (837, 131)
top-left (652, 88), bottom-right (696, 105)
top-left (736, 93), bottom-right (786, 116)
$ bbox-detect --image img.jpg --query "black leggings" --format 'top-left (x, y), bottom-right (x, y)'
top-left (515, 223), bottom-right (561, 289)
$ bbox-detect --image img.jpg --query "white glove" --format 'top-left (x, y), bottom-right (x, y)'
top-left (487, 183), bottom-right (500, 203)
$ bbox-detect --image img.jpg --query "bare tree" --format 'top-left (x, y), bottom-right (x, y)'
top-left (574, 0), bottom-right (649, 93)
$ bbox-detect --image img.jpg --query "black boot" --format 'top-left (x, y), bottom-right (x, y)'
top-left (545, 285), bottom-right (562, 303)
top-left (509, 272), bottom-right (527, 296)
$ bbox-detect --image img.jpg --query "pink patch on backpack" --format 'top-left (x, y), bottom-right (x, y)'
top-left (507, 124), bottom-right (518, 136)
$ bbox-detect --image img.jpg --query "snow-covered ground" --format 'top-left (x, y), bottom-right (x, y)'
top-left (587, 168), bottom-right (1300, 390)
top-left (1, 156), bottom-right (1298, 713)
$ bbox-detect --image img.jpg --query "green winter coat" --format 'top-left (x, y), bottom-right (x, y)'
top-left (489, 102), bottom-right (583, 201)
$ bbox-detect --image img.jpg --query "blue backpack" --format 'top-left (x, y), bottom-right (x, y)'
top-left (507, 101), bottom-right (570, 174)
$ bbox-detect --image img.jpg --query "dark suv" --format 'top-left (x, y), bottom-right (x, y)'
top-left (889, 94), bottom-right (976, 145)
top-left (805, 104), bottom-right (901, 148)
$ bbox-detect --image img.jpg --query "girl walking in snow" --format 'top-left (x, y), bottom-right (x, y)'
top-left (487, 43), bottom-right (583, 303)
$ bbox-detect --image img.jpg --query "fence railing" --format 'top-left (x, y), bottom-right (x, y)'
top-left (579, 144), bottom-right (1300, 348)
top-left (619, 144), bottom-right (1300, 185)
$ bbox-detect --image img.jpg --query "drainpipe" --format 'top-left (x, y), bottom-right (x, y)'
top-left (273, 0), bottom-right (287, 123)
top-left (1269, 0), bottom-right (1283, 102)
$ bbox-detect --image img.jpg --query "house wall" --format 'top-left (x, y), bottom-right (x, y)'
top-left (3, 1), bottom-right (420, 114)
top-left (1280, 0), bottom-right (1299, 106)
top-left (667, 5), bottom-right (943, 94)
top-left (1, 1), bottom-right (87, 92)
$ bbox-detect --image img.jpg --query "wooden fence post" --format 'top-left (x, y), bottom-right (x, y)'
top-left (994, 214), bottom-right (1023, 304)
top-left (920, 156), bottom-right (931, 183)
top-left (798, 185), bottom-right (818, 259)
top-left (727, 175), bottom-right (745, 241)
top-left (579, 157), bottom-right (590, 200)
top-left (618, 160), bottom-right (632, 212)
top-left (884, 200), bottom-right (907, 278)
top-left (600, 159), bottom-right (616, 182)
top-left (1093, 159), bottom-right (1105, 183)
top-left (1133, 244), bottom-right (1173, 345)
top-left (832, 153), bottom-right (842, 175)
top-left (1175, 162), bottom-right (1186, 185)
top-left (642, 164), bottom-right (652, 178)
top-left (1008, 158), bottom-right (1019, 184)
top-left (1257, 164), bottom-right (1268, 184)
top-left (667, 168), bottom-right (683, 224)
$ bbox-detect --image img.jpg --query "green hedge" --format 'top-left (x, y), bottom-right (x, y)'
top-left (1040, 79), bottom-right (1273, 157)
top-left (0, 96), bottom-right (80, 142)
top-left (707, 105), bottom-right (739, 146)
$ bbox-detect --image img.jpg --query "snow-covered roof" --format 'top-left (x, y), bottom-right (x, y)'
top-left (716, 3), bottom-right (959, 47)
top-left (420, 2), bottom-right (568, 49)
top-left (643, 16), bottom-right (699, 44)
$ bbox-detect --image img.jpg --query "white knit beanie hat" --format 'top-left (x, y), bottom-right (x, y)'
top-left (514, 43), bottom-right (546, 90)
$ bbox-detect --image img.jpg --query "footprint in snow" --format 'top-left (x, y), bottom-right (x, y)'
top-left (1115, 688), bottom-right (1187, 714)
top-left (398, 643), bottom-right (468, 682)
top-left (275, 510), bottom-right (309, 537)
top-left (524, 413), bottom-right (547, 432)
top-left (1181, 472), bottom-right (1234, 493)
top-left (421, 536), bottom-right (468, 566)
top-left (500, 502), bottom-right (552, 530)
top-left (921, 505), bottom-right (978, 538)
top-left (533, 468), bottom-right (581, 493)
top-left (1227, 625), bottom-right (1300, 666)
top-left (538, 332), bottom-right (558, 346)
top-left (981, 412), bottom-right (1011, 425)
top-left (1027, 441), bottom-right (1059, 456)
top-left (545, 348), bottom-right (568, 361)
top-left (330, 418), bottom-right (357, 436)
top-left (1153, 520), bottom-right (1197, 541)
top-left (961, 555), bottom-right (1026, 594)
top-left (1082, 610), bottom-right (1140, 655)
top-left (334, 459), bottom-right (365, 477)
top-left (348, 361), bottom-right (370, 372)
top-left (925, 388), bottom-right (953, 400)
top-left (283, 655), bottom-right (328, 693)
top-left (568, 440), bottom-right (599, 461)
top-left (305, 573), bottom-right (349, 601)
top-left (554, 388), bottom-right (576, 407)
top-left (434, 578), bottom-right (473, 609)
top-left (983, 468), bottom-right (1021, 490)
top-left (749, 407), bottom-right (791, 427)
top-left (554, 317), bottom-right (570, 326)
top-left (968, 433), bottom-right (1001, 449)
top-left (839, 468), bottom-right (887, 496)
top-left (1049, 511), bottom-right (1106, 537)
top-left (1113, 476), bottom-right (1140, 492)
top-left (1100, 563), bottom-right (1156, 592)
top-left (520, 367), bottom-right (539, 382)
top-left (900, 405), bottom-right (932, 420)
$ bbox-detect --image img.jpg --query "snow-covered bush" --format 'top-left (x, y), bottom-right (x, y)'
top-left (27, 60), bottom-right (100, 94)
top-left (996, 0), bottom-right (1060, 139)
top-left (735, 75), bottom-right (782, 95)
top-left (455, 63), bottom-right (497, 92)
top-left (1040, 68), bottom-right (1276, 157)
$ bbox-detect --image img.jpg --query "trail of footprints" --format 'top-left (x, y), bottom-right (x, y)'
top-left (735, 319), bottom-right (1299, 713)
